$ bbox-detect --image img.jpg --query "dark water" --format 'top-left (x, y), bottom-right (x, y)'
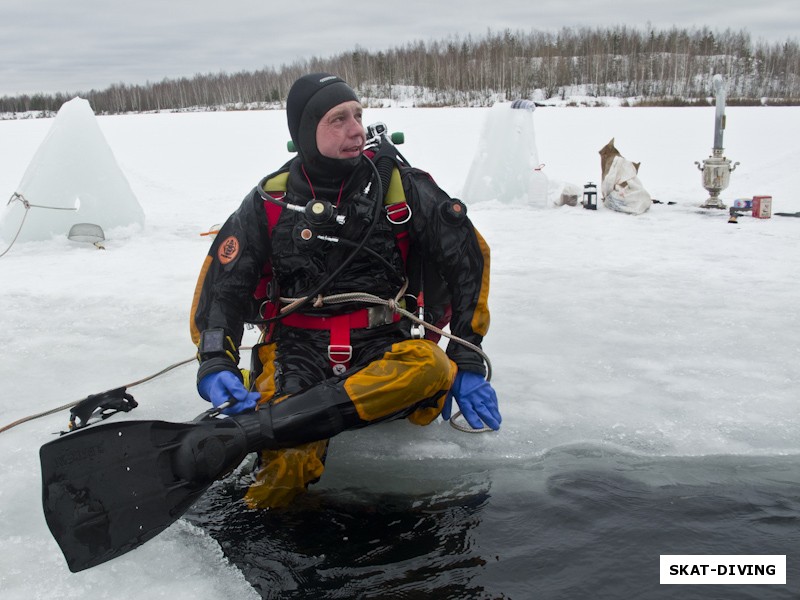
top-left (184, 445), bottom-right (800, 599)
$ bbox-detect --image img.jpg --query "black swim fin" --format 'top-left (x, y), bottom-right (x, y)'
top-left (40, 411), bottom-right (269, 572)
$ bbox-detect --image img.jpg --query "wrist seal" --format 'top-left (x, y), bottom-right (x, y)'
top-left (198, 328), bottom-right (239, 363)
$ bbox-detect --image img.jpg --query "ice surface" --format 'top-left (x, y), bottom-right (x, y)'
top-left (0, 104), bottom-right (798, 598)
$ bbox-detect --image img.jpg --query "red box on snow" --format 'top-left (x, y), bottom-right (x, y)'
top-left (752, 196), bottom-right (772, 219)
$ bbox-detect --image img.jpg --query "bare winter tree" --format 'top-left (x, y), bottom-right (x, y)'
top-left (1, 26), bottom-right (797, 116)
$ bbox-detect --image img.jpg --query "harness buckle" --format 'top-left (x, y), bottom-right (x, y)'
top-left (366, 305), bottom-right (395, 329)
top-left (385, 202), bottom-right (412, 225)
top-left (327, 344), bottom-right (353, 365)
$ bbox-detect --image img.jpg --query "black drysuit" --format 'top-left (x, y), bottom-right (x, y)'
top-left (190, 153), bottom-right (491, 507)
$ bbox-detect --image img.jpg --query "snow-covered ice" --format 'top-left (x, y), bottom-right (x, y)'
top-left (0, 102), bottom-right (798, 598)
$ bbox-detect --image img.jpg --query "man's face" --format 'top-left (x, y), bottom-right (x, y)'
top-left (316, 100), bottom-right (365, 160)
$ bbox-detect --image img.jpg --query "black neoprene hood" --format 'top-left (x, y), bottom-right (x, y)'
top-left (286, 73), bottom-right (361, 177)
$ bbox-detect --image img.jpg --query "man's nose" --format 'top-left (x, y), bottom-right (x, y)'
top-left (346, 117), bottom-right (364, 137)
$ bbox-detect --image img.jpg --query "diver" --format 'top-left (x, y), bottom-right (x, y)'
top-left (190, 73), bottom-right (501, 508)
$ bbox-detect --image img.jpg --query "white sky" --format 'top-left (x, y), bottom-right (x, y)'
top-left (1, 0), bottom-right (797, 96)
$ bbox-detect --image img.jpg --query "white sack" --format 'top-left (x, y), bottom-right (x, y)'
top-left (601, 155), bottom-right (652, 215)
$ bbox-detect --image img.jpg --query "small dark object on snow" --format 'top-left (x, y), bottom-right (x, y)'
top-left (65, 387), bottom-right (138, 434)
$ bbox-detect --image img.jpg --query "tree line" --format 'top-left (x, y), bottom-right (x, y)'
top-left (2, 25), bottom-right (798, 115)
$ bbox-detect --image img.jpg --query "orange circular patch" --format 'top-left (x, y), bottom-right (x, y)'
top-left (217, 235), bottom-right (240, 264)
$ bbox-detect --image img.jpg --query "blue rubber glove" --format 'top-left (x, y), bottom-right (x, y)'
top-left (197, 371), bottom-right (261, 416)
top-left (442, 371), bottom-right (501, 430)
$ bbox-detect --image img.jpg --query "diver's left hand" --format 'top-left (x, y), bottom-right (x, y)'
top-left (442, 371), bottom-right (501, 430)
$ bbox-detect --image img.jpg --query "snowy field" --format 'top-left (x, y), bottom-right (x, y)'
top-left (0, 103), bottom-right (798, 598)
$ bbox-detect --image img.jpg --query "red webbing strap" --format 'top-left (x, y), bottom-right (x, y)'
top-left (281, 309), bottom-right (401, 370)
top-left (281, 310), bottom-right (372, 330)
top-left (264, 198), bottom-right (283, 237)
top-left (281, 311), bottom-right (367, 370)
top-left (328, 317), bottom-right (352, 369)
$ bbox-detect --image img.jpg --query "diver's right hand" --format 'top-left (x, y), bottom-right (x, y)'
top-left (197, 371), bottom-right (260, 415)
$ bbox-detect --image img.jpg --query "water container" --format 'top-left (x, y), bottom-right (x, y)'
top-left (528, 164), bottom-right (549, 207)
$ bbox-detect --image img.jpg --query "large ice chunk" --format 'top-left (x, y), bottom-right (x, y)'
top-left (461, 100), bottom-right (547, 206)
top-left (0, 98), bottom-right (144, 243)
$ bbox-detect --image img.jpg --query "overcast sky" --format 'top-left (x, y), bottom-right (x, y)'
top-left (1, 0), bottom-right (797, 97)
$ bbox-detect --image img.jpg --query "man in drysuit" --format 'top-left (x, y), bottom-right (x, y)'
top-left (190, 73), bottom-right (500, 507)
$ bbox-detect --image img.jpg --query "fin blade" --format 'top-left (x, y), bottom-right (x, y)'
top-left (40, 420), bottom-right (211, 572)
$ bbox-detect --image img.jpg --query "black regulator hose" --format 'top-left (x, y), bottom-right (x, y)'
top-left (252, 153), bottom-right (385, 323)
top-left (375, 151), bottom-right (394, 207)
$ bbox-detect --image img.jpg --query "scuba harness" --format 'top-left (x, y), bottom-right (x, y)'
top-left (250, 123), bottom-right (448, 372)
